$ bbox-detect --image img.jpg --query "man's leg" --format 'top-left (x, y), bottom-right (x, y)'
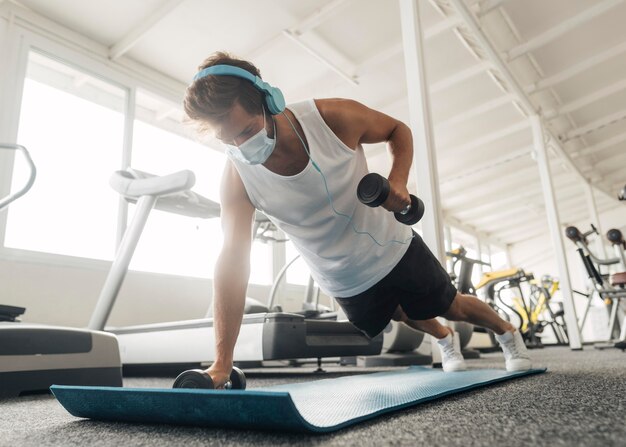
top-left (441, 292), bottom-right (516, 335)
top-left (391, 306), bottom-right (451, 338)
top-left (391, 306), bottom-right (466, 372)
top-left (441, 292), bottom-right (531, 371)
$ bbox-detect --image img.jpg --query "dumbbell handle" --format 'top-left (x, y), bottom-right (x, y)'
top-left (357, 173), bottom-right (424, 225)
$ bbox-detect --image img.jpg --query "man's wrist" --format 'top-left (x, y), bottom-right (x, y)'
top-left (212, 357), bottom-right (234, 371)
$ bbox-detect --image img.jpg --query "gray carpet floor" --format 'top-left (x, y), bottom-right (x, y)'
top-left (1, 346), bottom-right (624, 447)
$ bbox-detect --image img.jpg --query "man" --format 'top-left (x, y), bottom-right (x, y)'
top-left (184, 52), bottom-right (531, 388)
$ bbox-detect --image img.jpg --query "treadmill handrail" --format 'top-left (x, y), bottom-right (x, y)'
top-left (110, 168), bottom-right (195, 198)
top-left (0, 144), bottom-right (36, 212)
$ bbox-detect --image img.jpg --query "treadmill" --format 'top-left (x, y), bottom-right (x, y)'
top-left (89, 168), bottom-right (382, 370)
top-left (0, 144), bottom-right (122, 397)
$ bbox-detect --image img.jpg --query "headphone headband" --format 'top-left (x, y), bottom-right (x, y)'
top-left (192, 64), bottom-right (285, 115)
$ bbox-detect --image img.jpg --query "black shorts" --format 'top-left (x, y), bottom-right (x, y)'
top-left (334, 232), bottom-right (457, 338)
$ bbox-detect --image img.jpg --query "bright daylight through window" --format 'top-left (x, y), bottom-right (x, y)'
top-left (5, 51), bottom-right (273, 284)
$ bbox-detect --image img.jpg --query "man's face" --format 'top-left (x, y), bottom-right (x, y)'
top-left (210, 101), bottom-right (265, 147)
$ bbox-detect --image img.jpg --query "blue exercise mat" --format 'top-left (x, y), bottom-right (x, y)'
top-left (51, 366), bottom-right (545, 433)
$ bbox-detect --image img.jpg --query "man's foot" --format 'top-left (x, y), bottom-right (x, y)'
top-left (436, 331), bottom-right (467, 372)
top-left (495, 330), bottom-right (532, 371)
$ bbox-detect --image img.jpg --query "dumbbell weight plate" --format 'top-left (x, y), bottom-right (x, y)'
top-left (394, 195), bottom-right (425, 226)
top-left (357, 173), bottom-right (389, 207)
top-left (172, 369), bottom-right (215, 389)
top-left (229, 366), bottom-right (247, 390)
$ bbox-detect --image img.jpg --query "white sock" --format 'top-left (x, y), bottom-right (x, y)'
top-left (437, 333), bottom-right (453, 345)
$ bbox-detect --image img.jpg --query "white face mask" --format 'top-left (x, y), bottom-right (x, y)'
top-left (224, 108), bottom-right (276, 165)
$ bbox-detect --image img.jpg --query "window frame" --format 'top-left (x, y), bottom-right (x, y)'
top-left (0, 9), bottom-right (243, 279)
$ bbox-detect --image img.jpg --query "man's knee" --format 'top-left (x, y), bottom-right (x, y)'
top-left (391, 306), bottom-right (408, 322)
top-left (442, 294), bottom-right (468, 321)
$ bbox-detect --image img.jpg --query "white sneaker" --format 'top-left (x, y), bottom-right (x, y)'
top-left (495, 330), bottom-right (532, 371)
top-left (436, 332), bottom-right (467, 372)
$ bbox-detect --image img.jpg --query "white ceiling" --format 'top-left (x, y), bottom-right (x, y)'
top-left (8, 0), bottom-right (626, 251)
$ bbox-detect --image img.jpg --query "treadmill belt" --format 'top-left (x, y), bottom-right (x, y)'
top-left (51, 366), bottom-right (546, 433)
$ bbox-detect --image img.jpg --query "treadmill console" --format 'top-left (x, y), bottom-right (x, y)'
top-left (0, 305), bottom-right (26, 322)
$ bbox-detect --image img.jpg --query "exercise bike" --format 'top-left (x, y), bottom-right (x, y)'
top-left (446, 246), bottom-right (490, 357)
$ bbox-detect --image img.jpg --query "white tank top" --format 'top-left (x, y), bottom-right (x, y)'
top-left (229, 99), bottom-right (412, 297)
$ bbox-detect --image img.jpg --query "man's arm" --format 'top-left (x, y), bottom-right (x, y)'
top-left (315, 98), bottom-right (414, 213)
top-left (207, 161), bottom-right (255, 387)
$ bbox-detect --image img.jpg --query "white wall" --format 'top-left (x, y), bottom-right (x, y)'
top-left (0, 256), bottom-right (284, 327)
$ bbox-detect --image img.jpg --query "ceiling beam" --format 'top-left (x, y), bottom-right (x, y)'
top-left (430, 61), bottom-right (492, 94)
top-left (524, 40), bottom-right (626, 95)
top-left (444, 215), bottom-right (508, 248)
top-left (545, 78), bottom-right (626, 120)
top-left (290, 0), bottom-right (353, 35)
top-left (247, 2), bottom-right (358, 86)
top-left (469, 201), bottom-right (546, 228)
top-left (505, 0), bottom-right (624, 61)
top-left (512, 246), bottom-right (555, 269)
top-left (475, 0), bottom-right (511, 17)
top-left (589, 150), bottom-right (626, 171)
top-left (450, 175), bottom-right (579, 220)
top-left (497, 215), bottom-right (549, 237)
top-left (282, 30), bottom-right (358, 85)
top-left (574, 130), bottom-right (626, 158)
top-left (489, 221), bottom-right (547, 246)
top-left (445, 0), bottom-right (616, 205)
top-left (356, 16), bottom-right (465, 75)
top-left (109, 0), bottom-right (186, 60)
top-left (449, 188), bottom-right (541, 221)
top-left (601, 165), bottom-right (626, 183)
top-left (440, 144), bottom-right (531, 184)
top-left (443, 120), bottom-right (529, 154)
top-left (442, 164), bottom-right (541, 209)
top-left (436, 93), bottom-right (515, 130)
top-left (470, 187), bottom-right (583, 228)
top-left (442, 158), bottom-right (578, 210)
top-left (563, 107), bottom-right (626, 141)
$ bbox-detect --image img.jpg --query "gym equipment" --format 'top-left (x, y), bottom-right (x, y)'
top-left (475, 269), bottom-right (568, 349)
top-left (51, 366), bottom-right (546, 433)
top-left (89, 168), bottom-right (382, 372)
top-left (447, 246), bottom-right (490, 295)
top-left (357, 173), bottom-right (425, 225)
top-left (354, 321), bottom-right (432, 367)
top-left (606, 228), bottom-right (626, 270)
top-left (0, 144), bottom-right (122, 397)
top-left (565, 225), bottom-right (626, 348)
top-left (266, 242), bottom-right (431, 375)
top-left (445, 246), bottom-right (491, 358)
top-left (173, 367), bottom-right (246, 390)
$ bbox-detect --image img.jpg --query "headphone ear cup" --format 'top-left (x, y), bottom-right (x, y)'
top-left (264, 86), bottom-right (286, 115)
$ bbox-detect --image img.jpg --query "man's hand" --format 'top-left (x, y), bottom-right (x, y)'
top-left (205, 362), bottom-right (233, 389)
top-left (383, 177), bottom-right (412, 214)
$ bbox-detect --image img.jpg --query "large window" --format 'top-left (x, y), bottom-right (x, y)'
top-left (5, 51), bottom-right (124, 260)
top-left (127, 89), bottom-right (273, 283)
top-left (4, 52), bottom-right (274, 284)
top-left (285, 240), bottom-right (312, 286)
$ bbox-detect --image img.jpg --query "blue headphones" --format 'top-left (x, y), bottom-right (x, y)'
top-left (193, 65), bottom-right (286, 115)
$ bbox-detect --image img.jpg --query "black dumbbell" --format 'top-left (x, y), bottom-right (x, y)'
top-left (357, 173), bottom-right (425, 225)
top-left (172, 366), bottom-right (246, 390)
